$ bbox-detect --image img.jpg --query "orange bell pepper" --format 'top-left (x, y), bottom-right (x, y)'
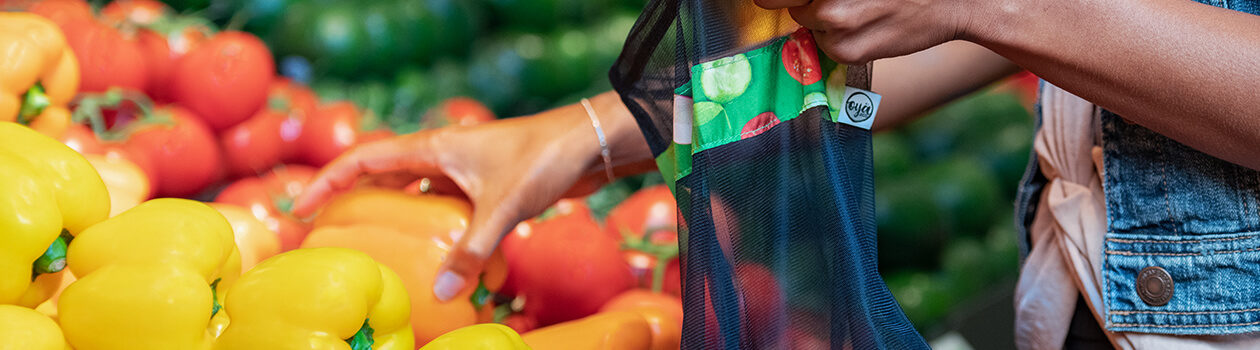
top-left (303, 188), bottom-right (507, 345)
top-left (208, 203), bottom-right (281, 271)
top-left (0, 12), bottom-right (78, 139)
top-left (83, 153), bottom-right (151, 217)
top-left (600, 290), bottom-right (684, 350)
top-left (311, 188), bottom-right (471, 244)
top-left (521, 311), bottom-right (654, 350)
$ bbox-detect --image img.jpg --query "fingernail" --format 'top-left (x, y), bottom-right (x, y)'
top-left (433, 270), bottom-right (466, 302)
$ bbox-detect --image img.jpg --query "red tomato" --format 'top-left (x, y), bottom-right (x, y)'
top-left (171, 31), bottom-right (275, 131)
top-left (296, 101), bottom-right (362, 167)
top-left (267, 79), bottom-right (319, 160)
top-left (499, 221), bottom-right (533, 297)
top-left (218, 80), bottom-right (319, 177)
top-left (215, 165), bottom-right (316, 251)
top-left (99, 0), bottom-right (169, 27)
top-left (782, 28), bottom-right (822, 86)
top-left (220, 109), bottom-right (285, 177)
top-left (741, 112), bottom-right (781, 140)
top-left (268, 79), bottom-right (320, 117)
top-left (501, 314), bottom-right (539, 334)
top-left (135, 30), bottom-right (175, 101)
top-left (260, 164), bottom-right (317, 200)
top-left (624, 250), bottom-right (682, 297)
top-left (61, 19), bottom-right (148, 93)
top-left (137, 23), bottom-right (210, 103)
top-left (513, 207), bottom-right (636, 326)
top-left (122, 105), bottom-right (221, 197)
top-left (24, 0), bottom-right (93, 27)
top-left (424, 97), bottom-right (496, 128)
top-left (605, 185), bottom-right (676, 242)
top-left (60, 123), bottom-right (103, 155)
top-left (500, 198), bottom-right (596, 295)
top-left (698, 263), bottom-right (786, 349)
top-left (736, 263), bottom-right (786, 349)
top-left (605, 185), bottom-right (681, 296)
top-left (62, 122), bottom-right (160, 190)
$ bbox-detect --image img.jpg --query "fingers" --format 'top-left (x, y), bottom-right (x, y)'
top-left (812, 27), bottom-right (871, 64)
top-left (432, 199), bottom-right (521, 301)
top-left (293, 136), bottom-right (438, 217)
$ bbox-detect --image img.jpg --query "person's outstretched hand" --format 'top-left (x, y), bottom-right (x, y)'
top-left (292, 91), bottom-right (652, 301)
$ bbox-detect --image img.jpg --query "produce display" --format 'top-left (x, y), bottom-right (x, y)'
top-left (0, 0), bottom-right (1036, 348)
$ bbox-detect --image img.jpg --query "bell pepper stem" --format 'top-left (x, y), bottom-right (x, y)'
top-left (19, 83), bottom-right (50, 124)
top-left (345, 319), bottom-right (375, 350)
top-left (470, 280), bottom-right (491, 309)
top-left (32, 229), bottom-right (72, 278)
top-left (210, 278), bottom-right (223, 317)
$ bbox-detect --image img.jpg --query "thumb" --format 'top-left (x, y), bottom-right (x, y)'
top-left (432, 197), bottom-right (521, 302)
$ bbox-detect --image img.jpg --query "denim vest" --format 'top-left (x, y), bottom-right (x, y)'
top-left (1015, 0), bottom-right (1260, 335)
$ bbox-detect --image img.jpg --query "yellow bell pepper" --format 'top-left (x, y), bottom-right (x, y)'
top-left (0, 123), bottom-right (109, 308)
top-left (0, 122), bottom-right (110, 234)
top-left (59, 198), bottom-right (241, 350)
top-left (215, 247), bottom-right (414, 350)
top-left (0, 304), bottom-right (70, 350)
top-left (521, 311), bottom-right (654, 350)
top-left (0, 13), bottom-right (79, 139)
top-left (419, 324), bottom-right (531, 350)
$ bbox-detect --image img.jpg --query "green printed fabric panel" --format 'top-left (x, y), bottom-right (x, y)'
top-left (688, 28), bottom-right (845, 152)
top-left (657, 28), bottom-right (851, 190)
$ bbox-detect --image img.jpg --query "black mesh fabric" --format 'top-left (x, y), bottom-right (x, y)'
top-left (610, 0), bottom-right (929, 349)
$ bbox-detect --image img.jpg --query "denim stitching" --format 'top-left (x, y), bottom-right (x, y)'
top-left (1111, 320), bottom-right (1260, 328)
top-left (1106, 236), bottom-right (1255, 244)
top-left (1213, 247), bottom-right (1260, 255)
top-left (1105, 246), bottom-right (1260, 256)
top-left (1113, 308), bottom-right (1260, 315)
top-left (1104, 250), bottom-right (1199, 256)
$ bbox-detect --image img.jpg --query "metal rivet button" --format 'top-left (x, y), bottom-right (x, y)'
top-left (1137, 266), bottom-right (1173, 306)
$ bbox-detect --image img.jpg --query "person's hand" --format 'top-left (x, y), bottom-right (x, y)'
top-left (755, 0), bottom-right (989, 64)
top-left (292, 91), bottom-right (652, 302)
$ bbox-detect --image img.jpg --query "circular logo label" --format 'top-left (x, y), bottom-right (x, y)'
top-left (845, 92), bottom-right (874, 123)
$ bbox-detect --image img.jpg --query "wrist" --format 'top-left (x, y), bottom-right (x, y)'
top-left (956, 0), bottom-right (1022, 49)
top-left (556, 91), bottom-right (653, 180)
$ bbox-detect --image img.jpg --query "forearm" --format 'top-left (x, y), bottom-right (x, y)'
top-left (872, 41), bottom-right (1022, 131)
top-left (539, 91), bottom-right (656, 181)
top-left (971, 0), bottom-right (1260, 169)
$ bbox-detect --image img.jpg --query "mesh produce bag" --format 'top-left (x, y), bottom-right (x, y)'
top-left (610, 1), bottom-right (929, 348)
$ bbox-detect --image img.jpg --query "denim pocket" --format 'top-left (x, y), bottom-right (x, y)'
top-left (1101, 112), bottom-right (1260, 335)
top-left (1104, 232), bottom-right (1260, 334)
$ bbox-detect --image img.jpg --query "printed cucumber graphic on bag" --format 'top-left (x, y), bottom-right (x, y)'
top-left (688, 28), bottom-right (881, 151)
top-left (699, 54), bottom-right (752, 104)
